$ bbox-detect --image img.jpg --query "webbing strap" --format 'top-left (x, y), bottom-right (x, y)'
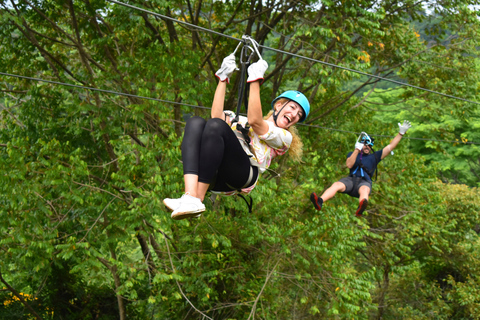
top-left (224, 166), bottom-right (255, 213)
top-left (225, 165), bottom-right (255, 191)
top-left (237, 194), bottom-right (253, 213)
top-left (352, 166), bottom-right (364, 177)
top-left (233, 39), bottom-right (256, 123)
top-left (351, 150), bottom-right (378, 182)
top-left (234, 122), bottom-right (251, 145)
top-left (235, 44), bottom-right (248, 119)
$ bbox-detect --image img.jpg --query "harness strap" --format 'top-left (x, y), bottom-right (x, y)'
top-left (237, 194), bottom-right (253, 213)
top-left (225, 165), bottom-right (255, 190)
top-left (351, 150), bottom-right (378, 182)
top-left (242, 165), bottom-right (255, 189)
top-left (233, 40), bottom-right (255, 123)
top-left (208, 193), bottom-right (253, 214)
top-left (352, 152), bottom-right (364, 177)
top-left (352, 166), bottom-right (364, 177)
top-left (234, 122), bottom-right (251, 145)
top-left (233, 122), bottom-right (260, 164)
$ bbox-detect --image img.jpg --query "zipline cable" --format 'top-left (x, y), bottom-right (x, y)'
top-left (304, 123), bottom-right (479, 145)
top-left (1, 71), bottom-right (478, 145)
top-left (107, 0), bottom-right (240, 41)
top-left (0, 72), bottom-right (210, 111)
top-left (106, 0), bottom-right (480, 107)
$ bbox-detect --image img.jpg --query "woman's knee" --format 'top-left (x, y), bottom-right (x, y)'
top-left (186, 116), bottom-right (207, 129)
top-left (203, 118), bottom-right (229, 137)
top-left (182, 116), bottom-right (206, 149)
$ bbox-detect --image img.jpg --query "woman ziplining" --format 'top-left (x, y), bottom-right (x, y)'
top-left (310, 121), bottom-right (412, 216)
top-left (163, 37), bottom-right (311, 220)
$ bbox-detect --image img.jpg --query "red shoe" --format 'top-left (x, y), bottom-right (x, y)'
top-left (310, 192), bottom-right (323, 211)
top-left (355, 199), bottom-right (368, 217)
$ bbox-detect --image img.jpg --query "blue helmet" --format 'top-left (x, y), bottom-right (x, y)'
top-left (360, 134), bottom-right (374, 147)
top-left (271, 91), bottom-right (310, 123)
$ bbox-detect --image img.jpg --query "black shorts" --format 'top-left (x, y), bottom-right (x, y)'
top-left (338, 176), bottom-right (372, 198)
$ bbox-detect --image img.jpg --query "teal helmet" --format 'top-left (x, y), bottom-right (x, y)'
top-left (271, 91), bottom-right (310, 123)
top-left (360, 134), bottom-right (375, 147)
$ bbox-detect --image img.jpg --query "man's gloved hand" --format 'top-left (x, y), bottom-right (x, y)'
top-left (215, 54), bottom-right (238, 83)
top-left (355, 142), bottom-right (364, 151)
top-left (398, 120), bottom-right (412, 135)
top-left (247, 59), bottom-right (268, 84)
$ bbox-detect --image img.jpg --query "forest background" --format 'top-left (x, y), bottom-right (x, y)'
top-left (1, 0), bottom-right (480, 319)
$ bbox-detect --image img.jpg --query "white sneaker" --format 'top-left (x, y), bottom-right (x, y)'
top-left (171, 194), bottom-right (205, 220)
top-left (163, 193), bottom-right (191, 211)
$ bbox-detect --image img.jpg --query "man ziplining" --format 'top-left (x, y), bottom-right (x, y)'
top-left (310, 121), bottom-right (412, 216)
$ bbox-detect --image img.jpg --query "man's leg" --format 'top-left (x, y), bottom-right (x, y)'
top-left (310, 181), bottom-right (347, 211)
top-left (355, 185), bottom-right (371, 216)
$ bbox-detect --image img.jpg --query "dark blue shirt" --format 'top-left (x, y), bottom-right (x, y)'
top-left (347, 149), bottom-right (383, 182)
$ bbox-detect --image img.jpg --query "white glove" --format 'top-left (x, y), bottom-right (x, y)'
top-left (398, 120), bottom-right (412, 135)
top-left (247, 59), bottom-right (268, 83)
top-left (355, 142), bottom-right (364, 151)
top-left (215, 54), bottom-right (237, 83)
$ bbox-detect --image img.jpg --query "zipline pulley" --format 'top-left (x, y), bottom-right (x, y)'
top-left (356, 131), bottom-right (370, 146)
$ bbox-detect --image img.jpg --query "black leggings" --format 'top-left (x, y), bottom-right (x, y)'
top-left (181, 116), bottom-right (258, 192)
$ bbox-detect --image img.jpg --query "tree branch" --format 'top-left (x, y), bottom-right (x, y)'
top-left (0, 270), bottom-right (43, 320)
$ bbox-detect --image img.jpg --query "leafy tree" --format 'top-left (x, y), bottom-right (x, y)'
top-left (0, 0), bottom-right (479, 319)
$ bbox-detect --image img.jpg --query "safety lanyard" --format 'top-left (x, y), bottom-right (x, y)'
top-left (229, 36), bottom-right (263, 152)
top-left (231, 35), bottom-right (262, 123)
top-left (352, 153), bottom-right (365, 177)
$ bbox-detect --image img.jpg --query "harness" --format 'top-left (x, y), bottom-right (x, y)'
top-left (351, 150), bottom-right (379, 182)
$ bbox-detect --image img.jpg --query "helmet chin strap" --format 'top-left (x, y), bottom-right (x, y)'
top-left (272, 101), bottom-right (290, 126)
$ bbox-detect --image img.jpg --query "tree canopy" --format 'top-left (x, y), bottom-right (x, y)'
top-left (1, 0), bottom-right (480, 319)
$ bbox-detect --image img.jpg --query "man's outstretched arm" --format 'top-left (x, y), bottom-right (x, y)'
top-left (381, 120), bottom-right (412, 160)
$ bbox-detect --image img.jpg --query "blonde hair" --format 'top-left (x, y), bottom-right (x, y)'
top-left (264, 109), bottom-right (303, 162)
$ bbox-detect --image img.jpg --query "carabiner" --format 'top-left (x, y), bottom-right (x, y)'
top-left (232, 35), bottom-right (263, 62)
top-left (242, 35), bottom-right (263, 60)
top-left (356, 132), bottom-right (368, 144)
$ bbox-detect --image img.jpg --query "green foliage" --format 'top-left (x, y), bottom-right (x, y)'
top-left (1, 0), bottom-right (480, 319)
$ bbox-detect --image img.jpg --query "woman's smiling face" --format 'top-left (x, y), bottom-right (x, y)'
top-left (274, 100), bottom-right (304, 128)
